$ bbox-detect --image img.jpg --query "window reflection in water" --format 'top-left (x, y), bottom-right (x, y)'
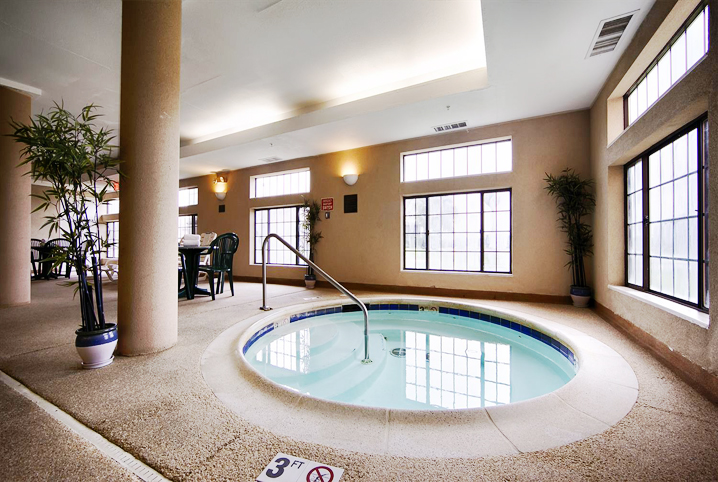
top-left (255, 329), bottom-right (311, 373)
top-left (405, 331), bottom-right (510, 408)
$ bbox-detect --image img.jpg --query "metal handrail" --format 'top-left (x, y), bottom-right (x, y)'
top-left (260, 233), bottom-right (371, 364)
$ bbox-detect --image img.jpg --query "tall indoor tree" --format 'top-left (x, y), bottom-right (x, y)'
top-left (11, 102), bottom-right (122, 367)
top-left (301, 197), bottom-right (323, 288)
top-left (544, 168), bottom-right (596, 307)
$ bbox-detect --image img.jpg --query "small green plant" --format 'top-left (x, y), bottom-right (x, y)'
top-left (301, 197), bottom-right (323, 277)
top-left (544, 168), bottom-right (595, 288)
top-left (10, 102), bottom-right (122, 332)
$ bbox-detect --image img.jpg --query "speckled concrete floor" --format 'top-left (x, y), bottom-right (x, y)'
top-left (1, 279), bottom-right (717, 481)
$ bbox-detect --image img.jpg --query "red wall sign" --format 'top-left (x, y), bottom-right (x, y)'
top-left (321, 198), bottom-right (334, 211)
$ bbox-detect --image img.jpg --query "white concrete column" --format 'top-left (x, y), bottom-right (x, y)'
top-left (0, 87), bottom-right (31, 307)
top-left (118, 0), bottom-right (181, 355)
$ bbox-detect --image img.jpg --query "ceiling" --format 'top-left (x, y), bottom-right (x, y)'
top-left (0, 0), bottom-right (654, 179)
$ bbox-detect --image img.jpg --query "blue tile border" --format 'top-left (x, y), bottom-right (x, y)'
top-left (242, 302), bottom-right (577, 366)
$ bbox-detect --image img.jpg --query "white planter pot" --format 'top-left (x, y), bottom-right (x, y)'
top-left (570, 286), bottom-right (592, 308)
top-left (75, 324), bottom-right (118, 369)
top-left (570, 294), bottom-right (591, 308)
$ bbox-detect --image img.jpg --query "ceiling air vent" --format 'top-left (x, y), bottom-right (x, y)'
top-left (433, 121), bottom-right (467, 133)
top-left (258, 156), bottom-right (283, 163)
top-left (587, 12), bottom-right (636, 57)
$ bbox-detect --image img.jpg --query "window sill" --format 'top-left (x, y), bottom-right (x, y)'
top-left (251, 263), bottom-right (306, 269)
top-left (401, 269), bottom-right (513, 277)
top-left (608, 285), bottom-right (709, 329)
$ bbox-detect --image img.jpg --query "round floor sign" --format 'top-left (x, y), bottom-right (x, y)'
top-left (306, 465), bottom-right (333, 482)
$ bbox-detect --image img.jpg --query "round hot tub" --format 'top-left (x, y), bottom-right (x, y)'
top-left (242, 303), bottom-right (577, 410)
top-left (202, 296), bottom-right (637, 457)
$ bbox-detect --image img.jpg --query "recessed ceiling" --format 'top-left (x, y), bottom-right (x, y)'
top-left (0, 0), bottom-right (654, 179)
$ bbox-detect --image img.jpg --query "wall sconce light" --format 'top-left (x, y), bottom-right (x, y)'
top-left (343, 174), bottom-right (359, 186)
top-left (213, 175), bottom-right (228, 200)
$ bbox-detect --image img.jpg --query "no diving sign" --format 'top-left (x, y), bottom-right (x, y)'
top-left (256, 452), bottom-right (344, 482)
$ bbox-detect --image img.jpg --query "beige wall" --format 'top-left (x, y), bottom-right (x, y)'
top-left (181, 110), bottom-right (590, 297)
top-left (590, 0), bottom-right (718, 374)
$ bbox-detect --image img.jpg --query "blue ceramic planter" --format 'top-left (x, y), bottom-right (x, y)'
top-left (75, 323), bottom-right (118, 369)
top-left (570, 286), bottom-right (592, 307)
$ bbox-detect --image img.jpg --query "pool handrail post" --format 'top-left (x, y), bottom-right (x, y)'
top-left (260, 233), bottom-right (372, 364)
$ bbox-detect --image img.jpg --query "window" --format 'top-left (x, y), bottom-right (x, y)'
top-left (404, 331), bottom-right (511, 408)
top-left (625, 116), bottom-right (708, 310)
top-left (254, 206), bottom-right (309, 265)
top-left (178, 214), bottom-right (197, 243)
top-left (402, 139), bottom-right (512, 183)
top-left (250, 168), bottom-right (310, 199)
top-left (179, 187), bottom-right (198, 207)
top-left (625, 2), bottom-right (709, 126)
top-left (107, 221), bottom-right (119, 259)
top-left (404, 189), bottom-right (511, 273)
top-left (103, 199), bottom-right (119, 215)
top-left (254, 329), bottom-right (311, 373)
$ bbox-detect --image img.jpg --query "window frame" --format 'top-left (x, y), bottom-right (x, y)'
top-left (106, 221), bottom-right (119, 259)
top-left (400, 137), bottom-right (513, 183)
top-left (403, 188), bottom-right (512, 274)
top-left (253, 205), bottom-right (308, 266)
top-left (623, 1), bottom-right (709, 128)
top-left (249, 168), bottom-right (311, 199)
top-left (178, 214), bottom-right (198, 243)
top-left (178, 187), bottom-right (198, 207)
top-left (623, 114), bottom-right (709, 312)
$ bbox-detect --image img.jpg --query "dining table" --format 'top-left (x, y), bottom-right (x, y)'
top-left (178, 245), bottom-right (212, 300)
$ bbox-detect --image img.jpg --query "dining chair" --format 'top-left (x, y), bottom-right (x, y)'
top-left (198, 233), bottom-right (239, 300)
top-left (197, 232), bottom-right (218, 281)
top-left (30, 238), bottom-right (44, 277)
top-left (46, 238), bottom-right (72, 278)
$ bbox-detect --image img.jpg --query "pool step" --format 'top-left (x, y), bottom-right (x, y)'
top-left (252, 321), bottom-right (364, 384)
top-left (299, 334), bottom-right (387, 401)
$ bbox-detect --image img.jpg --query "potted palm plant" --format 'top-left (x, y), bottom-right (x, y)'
top-left (544, 168), bottom-right (596, 307)
top-left (11, 103), bottom-right (122, 368)
top-left (301, 197), bottom-right (323, 289)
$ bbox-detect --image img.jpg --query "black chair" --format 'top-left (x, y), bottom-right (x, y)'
top-left (198, 233), bottom-right (239, 300)
top-left (30, 238), bottom-right (44, 277)
top-left (46, 238), bottom-right (72, 278)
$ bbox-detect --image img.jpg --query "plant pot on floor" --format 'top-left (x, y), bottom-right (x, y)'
top-left (570, 286), bottom-right (591, 308)
top-left (304, 274), bottom-right (316, 289)
top-left (75, 323), bottom-right (118, 369)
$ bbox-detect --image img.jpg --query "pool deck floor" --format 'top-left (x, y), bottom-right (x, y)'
top-left (1, 280), bottom-right (717, 481)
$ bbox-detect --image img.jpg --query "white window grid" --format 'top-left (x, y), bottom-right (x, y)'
top-left (254, 206), bottom-right (309, 266)
top-left (402, 139), bottom-right (512, 183)
top-left (255, 329), bottom-right (311, 374)
top-left (626, 4), bottom-right (709, 126)
top-left (625, 117), bottom-right (708, 310)
top-left (178, 214), bottom-right (197, 243)
top-left (107, 221), bottom-right (119, 259)
top-left (404, 330), bottom-right (511, 409)
top-left (179, 187), bottom-right (198, 207)
top-left (647, 129), bottom-right (700, 303)
top-left (626, 161), bottom-right (643, 286)
top-left (250, 169), bottom-right (310, 199)
top-left (405, 190), bottom-right (511, 273)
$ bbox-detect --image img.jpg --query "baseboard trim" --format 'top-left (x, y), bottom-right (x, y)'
top-left (0, 300), bottom-right (31, 308)
top-left (234, 276), bottom-right (305, 287)
top-left (594, 301), bottom-right (718, 404)
top-left (233, 276), bottom-right (571, 304)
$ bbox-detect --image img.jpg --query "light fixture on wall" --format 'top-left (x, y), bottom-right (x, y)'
top-left (213, 174), bottom-right (228, 200)
top-left (343, 174), bottom-right (359, 186)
